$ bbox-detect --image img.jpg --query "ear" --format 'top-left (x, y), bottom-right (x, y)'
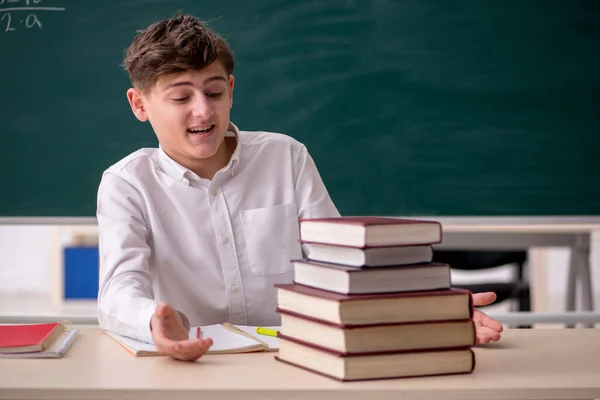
top-left (228, 75), bottom-right (235, 109)
top-left (126, 88), bottom-right (149, 122)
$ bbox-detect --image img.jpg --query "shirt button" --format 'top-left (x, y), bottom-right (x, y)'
top-left (230, 284), bottom-right (239, 293)
top-left (210, 188), bottom-right (217, 196)
top-left (221, 235), bottom-right (229, 244)
top-left (181, 178), bottom-right (189, 185)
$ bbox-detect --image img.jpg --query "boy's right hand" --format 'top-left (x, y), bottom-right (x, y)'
top-left (150, 302), bottom-right (213, 361)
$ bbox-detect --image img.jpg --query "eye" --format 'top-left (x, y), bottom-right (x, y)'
top-left (172, 96), bottom-right (190, 102)
top-left (206, 92), bottom-right (223, 98)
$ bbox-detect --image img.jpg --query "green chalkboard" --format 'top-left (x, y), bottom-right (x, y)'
top-left (1, 0), bottom-right (599, 217)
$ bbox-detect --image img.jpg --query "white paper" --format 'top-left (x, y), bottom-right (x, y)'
top-left (105, 324), bottom-right (268, 355)
top-left (229, 325), bottom-right (280, 350)
top-left (198, 324), bottom-right (266, 353)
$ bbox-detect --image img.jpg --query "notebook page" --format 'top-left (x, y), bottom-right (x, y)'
top-left (105, 331), bottom-right (158, 356)
top-left (198, 325), bottom-right (265, 353)
top-left (106, 324), bottom-right (266, 356)
top-left (228, 325), bottom-right (280, 350)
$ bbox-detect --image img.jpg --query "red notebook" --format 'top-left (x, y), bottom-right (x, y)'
top-left (0, 322), bottom-right (66, 354)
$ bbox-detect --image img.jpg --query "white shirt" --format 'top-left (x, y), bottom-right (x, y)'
top-left (96, 123), bottom-right (340, 343)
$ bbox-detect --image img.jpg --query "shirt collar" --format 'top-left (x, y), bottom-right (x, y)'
top-left (157, 121), bottom-right (241, 180)
top-left (228, 122), bottom-right (242, 175)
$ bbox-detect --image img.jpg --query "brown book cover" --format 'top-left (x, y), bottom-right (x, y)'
top-left (277, 332), bottom-right (475, 356)
top-left (275, 333), bottom-right (476, 382)
top-left (274, 355), bottom-right (475, 382)
top-left (298, 241), bottom-right (437, 249)
top-left (275, 283), bottom-right (473, 325)
top-left (277, 309), bottom-right (476, 354)
top-left (299, 216), bottom-right (441, 228)
top-left (275, 283), bottom-right (473, 303)
top-left (291, 260), bottom-right (452, 294)
top-left (301, 242), bottom-right (433, 267)
top-left (299, 217), bottom-right (443, 248)
top-left (292, 259), bottom-right (449, 272)
top-left (277, 307), bottom-right (475, 330)
top-left (275, 283), bottom-right (473, 326)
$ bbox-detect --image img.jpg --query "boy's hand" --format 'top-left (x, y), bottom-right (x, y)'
top-left (472, 292), bottom-right (504, 344)
top-left (150, 302), bottom-right (213, 361)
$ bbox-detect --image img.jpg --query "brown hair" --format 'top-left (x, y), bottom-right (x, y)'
top-left (123, 14), bottom-right (234, 93)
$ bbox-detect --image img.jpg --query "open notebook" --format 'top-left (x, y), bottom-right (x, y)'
top-left (105, 323), bottom-right (280, 357)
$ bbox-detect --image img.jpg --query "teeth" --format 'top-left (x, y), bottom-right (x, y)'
top-left (188, 125), bottom-right (213, 133)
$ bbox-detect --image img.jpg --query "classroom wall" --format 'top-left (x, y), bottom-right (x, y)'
top-left (1, 225), bottom-right (599, 313)
top-left (0, 226), bottom-right (52, 293)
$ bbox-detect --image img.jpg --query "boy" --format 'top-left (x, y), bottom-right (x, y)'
top-left (97, 14), bottom-right (503, 362)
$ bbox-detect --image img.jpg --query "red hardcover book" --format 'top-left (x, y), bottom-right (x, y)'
top-left (0, 322), bottom-right (65, 354)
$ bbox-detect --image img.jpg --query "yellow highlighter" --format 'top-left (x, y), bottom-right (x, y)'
top-left (256, 327), bottom-right (279, 337)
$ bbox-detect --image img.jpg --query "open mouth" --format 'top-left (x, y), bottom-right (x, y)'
top-left (187, 125), bottom-right (215, 135)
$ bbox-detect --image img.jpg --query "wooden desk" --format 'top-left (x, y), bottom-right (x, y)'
top-left (0, 327), bottom-right (598, 400)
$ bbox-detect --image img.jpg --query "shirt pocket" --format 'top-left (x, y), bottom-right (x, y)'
top-left (240, 203), bottom-right (302, 276)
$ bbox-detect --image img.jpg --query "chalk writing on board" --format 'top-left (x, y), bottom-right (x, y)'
top-left (0, 0), bottom-right (65, 34)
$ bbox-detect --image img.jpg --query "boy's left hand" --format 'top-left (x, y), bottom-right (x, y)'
top-left (472, 292), bottom-right (504, 344)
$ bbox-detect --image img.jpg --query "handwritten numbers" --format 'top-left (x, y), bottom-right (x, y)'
top-left (25, 13), bottom-right (41, 28)
top-left (1, 13), bottom-right (15, 33)
top-left (2, 12), bottom-right (42, 32)
top-left (1, 1), bottom-right (65, 34)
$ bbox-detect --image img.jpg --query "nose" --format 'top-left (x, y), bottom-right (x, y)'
top-left (191, 95), bottom-right (215, 119)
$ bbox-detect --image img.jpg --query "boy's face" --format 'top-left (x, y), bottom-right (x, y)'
top-left (127, 62), bottom-right (234, 170)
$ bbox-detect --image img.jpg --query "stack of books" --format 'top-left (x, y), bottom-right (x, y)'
top-left (0, 321), bottom-right (79, 359)
top-left (274, 216), bottom-right (476, 381)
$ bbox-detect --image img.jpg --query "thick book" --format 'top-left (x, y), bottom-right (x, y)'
top-left (292, 259), bottom-right (451, 294)
top-left (305, 243), bottom-right (433, 267)
top-left (299, 216), bottom-right (442, 248)
top-left (278, 309), bottom-right (475, 354)
top-left (276, 335), bottom-right (475, 381)
top-left (275, 283), bottom-right (473, 325)
top-left (105, 324), bottom-right (280, 357)
top-left (0, 321), bottom-right (66, 354)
